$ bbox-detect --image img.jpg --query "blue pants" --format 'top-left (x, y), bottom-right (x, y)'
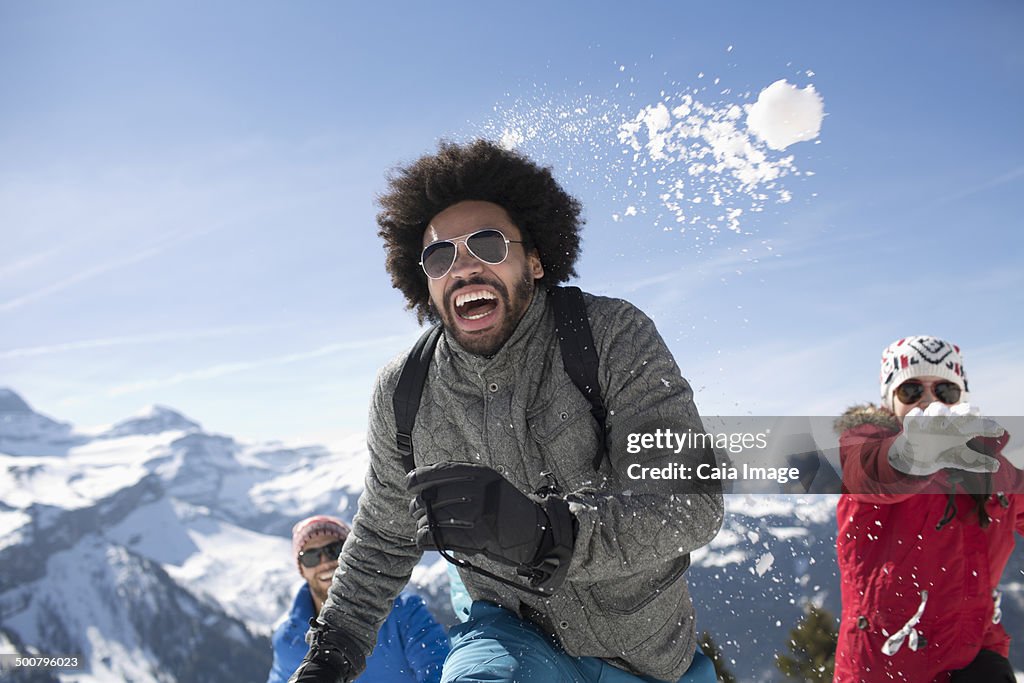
top-left (442, 601), bottom-right (717, 683)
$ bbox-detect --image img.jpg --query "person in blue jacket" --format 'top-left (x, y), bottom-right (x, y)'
top-left (267, 515), bottom-right (449, 683)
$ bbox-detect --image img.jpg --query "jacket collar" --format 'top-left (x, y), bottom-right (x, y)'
top-left (833, 403), bottom-right (900, 435)
top-left (288, 582), bottom-right (315, 626)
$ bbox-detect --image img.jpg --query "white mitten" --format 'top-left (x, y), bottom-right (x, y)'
top-left (888, 402), bottom-right (1005, 476)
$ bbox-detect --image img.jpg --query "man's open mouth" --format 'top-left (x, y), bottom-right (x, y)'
top-left (454, 289), bottom-right (498, 321)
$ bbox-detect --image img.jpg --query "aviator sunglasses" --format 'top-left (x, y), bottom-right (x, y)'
top-left (297, 540), bottom-right (345, 568)
top-left (894, 379), bottom-right (962, 406)
top-left (420, 228), bottom-right (523, 279)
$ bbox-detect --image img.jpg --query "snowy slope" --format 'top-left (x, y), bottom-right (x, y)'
top-left (104, 496), bottom-right (296, 633)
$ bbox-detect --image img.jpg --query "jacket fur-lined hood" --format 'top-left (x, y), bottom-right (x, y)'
top-left (833, 403), bottom-right (901, 435)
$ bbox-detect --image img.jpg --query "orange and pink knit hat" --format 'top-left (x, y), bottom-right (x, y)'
top-left (291, 514), bottom-right (350, 572)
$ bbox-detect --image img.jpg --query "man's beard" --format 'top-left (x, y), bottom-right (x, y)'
top-left (440, 266), bottom-right (536, 357)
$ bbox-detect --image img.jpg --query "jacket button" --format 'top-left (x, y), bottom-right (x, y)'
top-left (857, 616), bottom-right (869, 630)
top-left (559, 620), bottom-right (569, 629)
top-left (488, 383), bottom-right (499, 393)
top-left (560, 411), bottom-right (569, 421)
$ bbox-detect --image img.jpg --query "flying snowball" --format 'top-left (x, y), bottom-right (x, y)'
top-left (747, 79), bottom-right (824, 150)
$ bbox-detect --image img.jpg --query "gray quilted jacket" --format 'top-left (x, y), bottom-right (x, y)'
top-left (321, 287), bottom-right (724, 680)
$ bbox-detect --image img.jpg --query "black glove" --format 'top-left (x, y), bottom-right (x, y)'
top-left (287, 618), bottom-right (365, 683)
top-left (406, 462), bottom-right (576, 590)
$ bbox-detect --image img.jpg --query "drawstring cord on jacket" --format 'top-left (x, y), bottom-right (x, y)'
top-left (975, 466), bottom-right (993, 528)
top-left (882, 590), bottom-right (928, 656)
top-left (935, 472), bottom-right (961, 530)
top-left (936, 470), bottom-right (996, 530)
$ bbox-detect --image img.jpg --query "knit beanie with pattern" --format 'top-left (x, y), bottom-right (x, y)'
top-left (880, 335), bottom-right (968, 409)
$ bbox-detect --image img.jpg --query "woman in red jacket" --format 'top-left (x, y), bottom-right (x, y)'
top-left (834, 335), bottom-right (1023, 682)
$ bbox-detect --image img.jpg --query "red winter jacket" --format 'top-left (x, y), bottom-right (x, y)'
top-left (834, 405), bottom-right (1023, 683)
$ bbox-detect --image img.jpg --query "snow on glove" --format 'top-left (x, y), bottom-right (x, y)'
top-left (888, 402), bottom-right (1005, 476)
top-left (287, 617), bottom-right (364, 683)
top-left (407, 462), bottom-right (576, 590)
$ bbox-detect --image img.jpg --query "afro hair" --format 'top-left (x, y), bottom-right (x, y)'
top-left (376, 139), bottom-right (583, 323)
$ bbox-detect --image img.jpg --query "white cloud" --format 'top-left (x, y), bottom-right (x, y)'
top-left (937, 164), bottom-right (1024, 205)
top-left (0, 245), bottom-right (166, 314)
top-left (0, 246), bottom-right (67, 282)
top-left (0, 325), bottom-right (287, 360)
top-left (746, 79), bottom-right (825, 151)
top-left (104, 334), bottom-right (414, 396)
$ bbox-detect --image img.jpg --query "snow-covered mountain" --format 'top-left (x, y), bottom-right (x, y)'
top-left (0, 388), bottom-right (83, 457)
top-left (1, 387), bottom-right (1021, 682)
top-left (100, 405), bottom-right (201, 439)
top-left (0, 389), bottom-right (386, 682)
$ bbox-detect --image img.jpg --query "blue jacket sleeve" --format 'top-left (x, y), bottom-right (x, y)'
top-left (396, 594), bottom-right (450, 683)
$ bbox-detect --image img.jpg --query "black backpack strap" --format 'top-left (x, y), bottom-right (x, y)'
top-left (393, 325), bottom-right (443, 473)
top-left (549, 286), bottom-right (608, 470)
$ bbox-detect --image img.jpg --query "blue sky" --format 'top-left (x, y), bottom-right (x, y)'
top-left (2, 1), bottom-right (1022, 444)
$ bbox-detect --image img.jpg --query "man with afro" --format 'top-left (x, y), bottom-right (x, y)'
top-left (290, 140), bottom-right (723, 683)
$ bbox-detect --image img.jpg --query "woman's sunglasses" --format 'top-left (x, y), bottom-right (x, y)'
top-left (297, 540), bottom-right (345, 568)
top-left (894, 380), bottom-right (962, 406)
top-left (420, 228), bottom-right (523, 279)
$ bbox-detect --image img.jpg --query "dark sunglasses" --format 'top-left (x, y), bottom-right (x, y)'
top-left (297, 540), bottom-right (344, 568)
top-left (420, 228), bottom-right (523, 279)
top-left (894, 380), bottom-right (962, 406)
